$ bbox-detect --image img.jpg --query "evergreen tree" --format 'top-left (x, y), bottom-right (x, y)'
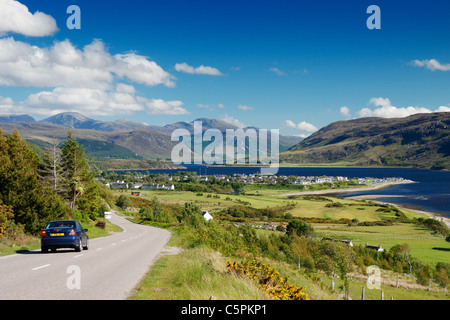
top-left (60, 132), bottom-right (101, 220)
top-left (0, 129), bottom-right (69, 234)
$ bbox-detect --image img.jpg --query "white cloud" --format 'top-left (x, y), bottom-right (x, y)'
top-left (237, 105), bottom-right (255, 111)
top-left (114, 53), bottom-right (175, 87)
top-left (284, 120), bottom-right (318, 132)
top-left (339, 106), bottom-right (351, 118)
top-left (116, 83), bottom-right (136, 94)
top-left (293, 133), bottom-right (311, 139)
top-left (174, 62), bottom-right (223, 76)
top-left (221, 114), bottom-right (245, 128)
top-left (0, 85), bottom-right (189, 117)
top-left (0, 0), bottom-right (58, 37)
top-left (197, 103), bottom-right (225, 110)
top-left (356, 97), bottom-right (449, 118)
top-left (269, 67), bottom-right (286, 76)
top-left (411, 59), bottom-right (450, 72)
top-left (140, 98), bottom-right (189, 115)
top-left (0, 37), bottom-right (175, 89)
top-left (436, 106), bottom-right (450, 112)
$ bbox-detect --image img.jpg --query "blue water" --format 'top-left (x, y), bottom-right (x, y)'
top-left (113, 165), bottom-right (450, 217)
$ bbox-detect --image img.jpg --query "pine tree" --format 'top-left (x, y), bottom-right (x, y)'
top-left (60, 131), bottom-right (90, 210)
top-left (60, 131), bottom-right (101, 219)
top-left (0, 129), bottom-right (69, 234)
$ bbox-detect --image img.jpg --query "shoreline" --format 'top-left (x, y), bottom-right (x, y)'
top-left (347, 195), bottom-right (450, 228)
top-left (276, 179), bottom-right (450, 228)
top-left (276, 179), bottom-right (416, 197)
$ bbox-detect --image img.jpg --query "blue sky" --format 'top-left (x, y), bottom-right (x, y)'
top-left (0, 0), bottom-right (449, 136)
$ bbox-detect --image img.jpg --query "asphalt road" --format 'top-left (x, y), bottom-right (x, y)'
top-left (0, 212), bottom-right (171, 300)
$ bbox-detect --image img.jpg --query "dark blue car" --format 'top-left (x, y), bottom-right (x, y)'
top-left (41, 220), bottom-right (89, 253)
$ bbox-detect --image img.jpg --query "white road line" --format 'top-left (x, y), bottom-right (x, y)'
top-left (111, 243), bottom-right (117, 246)
top-left (32, 264), bottom-right (51, 271)
top-left (73, 254), bottom-right (83, 258)
top-left (96, 248), bottom-right (102, 251)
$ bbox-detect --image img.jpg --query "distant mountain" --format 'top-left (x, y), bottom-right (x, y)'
top-left (39, 112), bottom-right (150, 132)
top-left (281, 112), bottom-right (450, 169)
top-left (154, 118), bottom-right (303, 151)
top-left (0, 112), bottom-right (303, 161)
top-left (0, 114), bottom-right (35, 123)
top-left (0, 122), bottom-right (176, 161)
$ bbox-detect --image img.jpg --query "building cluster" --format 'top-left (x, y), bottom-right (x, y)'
top-left (100, 172), bottom-right (407, 190)
top-left (105, 180), bottom-right (175, 190)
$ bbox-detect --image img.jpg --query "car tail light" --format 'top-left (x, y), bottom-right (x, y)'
top-left (41, 231), bottom-right (48, 237)
top-left (68, 229), bottom-right (77, 236)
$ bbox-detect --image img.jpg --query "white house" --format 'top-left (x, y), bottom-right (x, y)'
top-left (202, 211), bottom-right (213, 221)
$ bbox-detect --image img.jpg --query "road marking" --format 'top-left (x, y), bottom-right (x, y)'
top-left (96, 248), bottom-right (102, 251)
top-left (111, 243), bottom-right (117, 246)
top-left (74, 254), bottom-right (83, 258)
top-left (32, 264), bottom-right (50, 271)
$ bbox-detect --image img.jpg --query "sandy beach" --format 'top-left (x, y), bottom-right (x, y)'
top-left (277, 179), bottom-right (416, 197)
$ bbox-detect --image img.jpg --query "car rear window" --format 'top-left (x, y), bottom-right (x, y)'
top-left (46, 221), bottom-right (76, 229)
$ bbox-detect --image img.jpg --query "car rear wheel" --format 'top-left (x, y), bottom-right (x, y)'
top-left (75, 238), bottom-right (82, 252)
top-left (83, 238), bottom-right (89, 250)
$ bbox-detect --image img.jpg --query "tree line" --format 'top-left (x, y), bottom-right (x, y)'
top-left (0, 129), bottom-right (103, 237)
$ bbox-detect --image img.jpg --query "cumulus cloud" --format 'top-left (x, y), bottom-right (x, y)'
top-left (284, 120), bottom-right (318, 132)
top-left (0, 84), bottom-right (189, 117)
top-left (411, 59), bottom-right (450, 72)
top-left (0, 37), bottom-right (175, 89)
top-left (356, 97), bottom-right (449, 118)
top-left (340, 106), bottom-right (351, 118)
top-left (175, 62), bottom-right (223, 75)
top-left (140, 98), bottom-right (189, 115)
top-left (0, 0), bottom-right (58, 37)
top-left (221, 114), bottom-right (245, 128)
top-left (0, 2), bottom-right (189, 118)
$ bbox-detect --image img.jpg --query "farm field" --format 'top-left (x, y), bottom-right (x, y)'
top-left (112, 188), bottom-right (450, 265)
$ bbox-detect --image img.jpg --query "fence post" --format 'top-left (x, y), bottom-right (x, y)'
top-left (361, 286), bottom-right (365, 300)
top-left (331, 278), bottom-right (335, 291)
top-left (381, 290), bottom-right (384, 300)
top-left (396, 273), bottom-right (399, 288)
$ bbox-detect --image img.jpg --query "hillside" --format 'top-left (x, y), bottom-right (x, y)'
top-left (0, 113), bottom-right (302, 162)
top-left (281, 112), bottom-right (450, 169)
top-left (0, 122), bottom-right (176, 161)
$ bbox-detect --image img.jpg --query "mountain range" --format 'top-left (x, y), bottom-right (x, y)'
top-left (2, 111), bottom-right (448, 170)
top-left (281, 112), bottom-right (450, 170)
top-left (0, 112), bottom-right (303, 162)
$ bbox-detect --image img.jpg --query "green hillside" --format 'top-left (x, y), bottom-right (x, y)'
top-left (281, 112), bottom-right (450, 169)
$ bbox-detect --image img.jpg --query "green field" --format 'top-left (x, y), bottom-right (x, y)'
top-left (114, 188), bottom-right (450, 266)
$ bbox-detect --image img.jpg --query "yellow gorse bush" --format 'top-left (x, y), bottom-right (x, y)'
top-left (226, 259), bottom-right (309, 300)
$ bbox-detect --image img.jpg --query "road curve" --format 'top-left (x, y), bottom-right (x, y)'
top-left (0, 212), bottom-right (171, 300)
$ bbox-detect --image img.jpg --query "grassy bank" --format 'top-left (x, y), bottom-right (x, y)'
top-left (113, 186), bottom-right (449, 300)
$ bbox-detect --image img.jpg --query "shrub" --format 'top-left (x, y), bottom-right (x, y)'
top-left (226, 259), bottom-right (309, 300)
top-left (286, 220), bottom-right (314, 238)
